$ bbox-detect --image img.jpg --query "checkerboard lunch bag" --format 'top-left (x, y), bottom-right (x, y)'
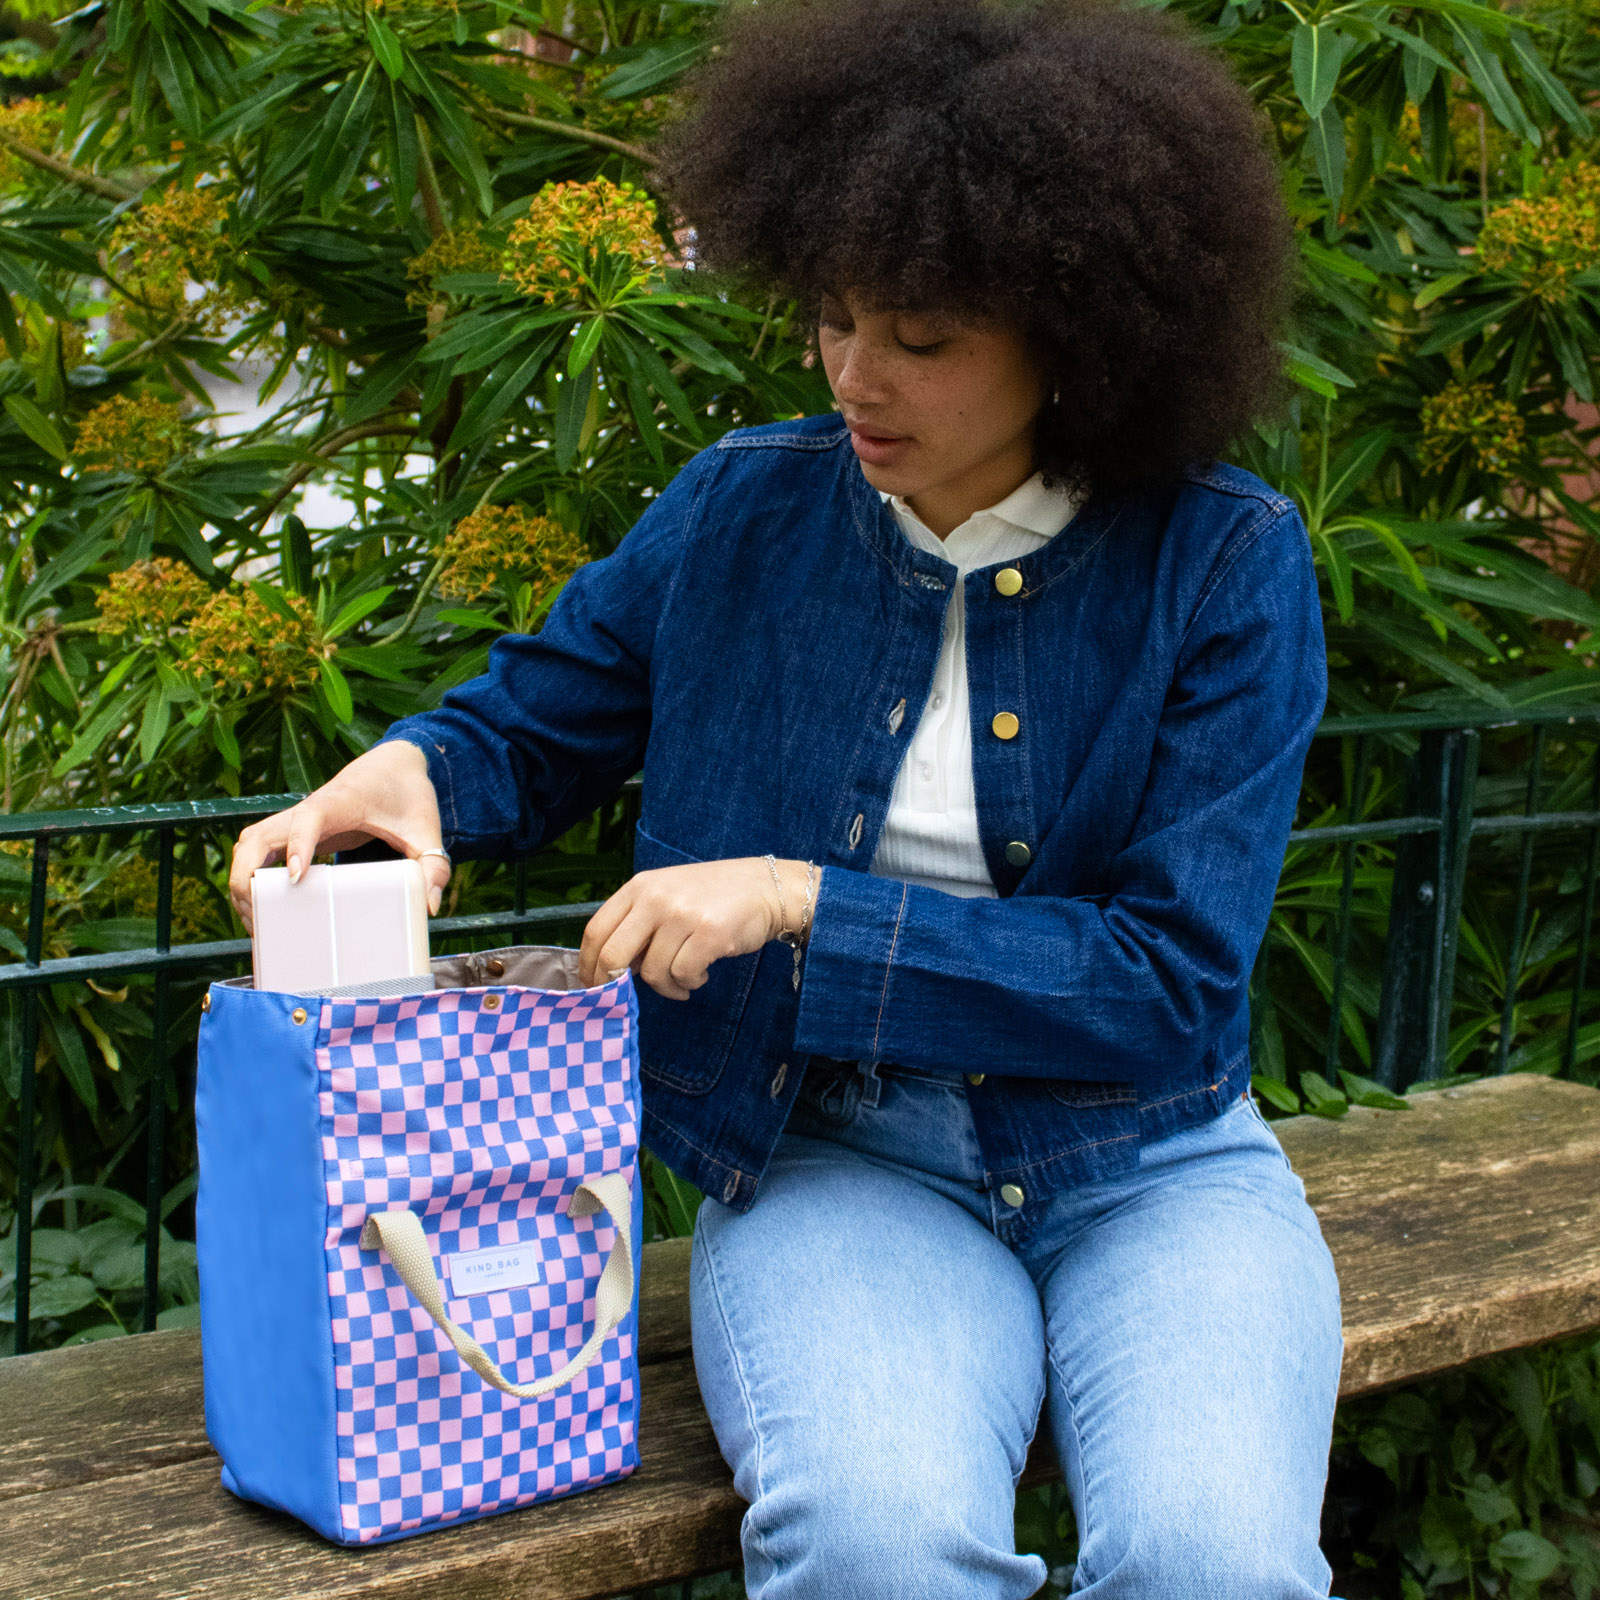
top-left (194, 946), bottom-right (643, 1545)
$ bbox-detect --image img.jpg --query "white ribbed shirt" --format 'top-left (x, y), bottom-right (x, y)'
top-left (868, 472), bottom-right (1084, 898)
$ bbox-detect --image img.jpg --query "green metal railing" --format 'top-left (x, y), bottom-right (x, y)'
top-left (2, 707), bottom-right (1597, 1354)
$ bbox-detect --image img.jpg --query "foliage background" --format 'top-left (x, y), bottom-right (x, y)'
top-left (2, 0), bottom-right (1600, 1589)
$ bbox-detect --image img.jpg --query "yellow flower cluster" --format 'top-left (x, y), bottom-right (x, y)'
top-left (436, 506), bottom-right (590, 602)
top-left (187, 588), bottom-right (331, 695)
top-left (1479, 163), bottom-right (1600, 301)
top-left (95, 558), bottom-right (212, 640)
top-left (503, 177), bottom-right (661, 305)
top-left (0, 97), bottom-right (62, 188)
top-left (105, 856), bottom-right (223, 943)
top-left (74, 394), bottom-right (191, 475)
top-left (1419, 380), bottom-right (1526, 476)
top-left (108, 184), bottom-right (249, 329)
top-left (405, 221), bottom-right (503, 308)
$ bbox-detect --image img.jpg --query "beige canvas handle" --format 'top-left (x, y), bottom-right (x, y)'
top-left (359, 1170), bottom-right (634, 1399)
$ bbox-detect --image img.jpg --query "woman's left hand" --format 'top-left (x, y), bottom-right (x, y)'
top-left (578, 857), bottom-right (814, 998)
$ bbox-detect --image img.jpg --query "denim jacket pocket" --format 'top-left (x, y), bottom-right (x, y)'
top-left (630, 820), bottom-right (761, 1095)
top-left (1046, 1079), bottom-right (1138, 1109)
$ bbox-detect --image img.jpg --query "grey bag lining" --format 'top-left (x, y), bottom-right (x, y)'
top-left (218, 944), bottom-right (590, 997)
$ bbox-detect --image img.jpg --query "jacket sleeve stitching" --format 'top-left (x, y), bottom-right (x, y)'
top-left (867, 880), bottom-right (910, 1064)
top-left (1178, 502), bottom-right (1298, 656)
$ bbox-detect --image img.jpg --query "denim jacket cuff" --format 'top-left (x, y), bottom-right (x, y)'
top-left (792, 865), bottom-right (909, 1064)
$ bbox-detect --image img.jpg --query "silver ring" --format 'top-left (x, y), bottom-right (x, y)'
top-left (415, 846), bottom-right (452, 867)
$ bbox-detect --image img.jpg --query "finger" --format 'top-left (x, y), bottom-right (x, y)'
top-left (637, 915), bottom-right (704, 1003)
top-left (583, 901), bottom-right (659, 993)
top-left (229, 816), bottom-right (292, 927)
top-left (416, 853), bottom-right (451, 918)
top-left (281, 801), bottom-right (328, 887)
top-left (579, 882), bottom-right (639, 987)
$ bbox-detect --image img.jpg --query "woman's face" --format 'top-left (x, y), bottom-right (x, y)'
top-left (816, 286), bottom-right (1049, 528)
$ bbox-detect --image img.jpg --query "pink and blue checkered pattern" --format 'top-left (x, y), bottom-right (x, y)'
top-left (316, 984), bottom-right (639, 1542)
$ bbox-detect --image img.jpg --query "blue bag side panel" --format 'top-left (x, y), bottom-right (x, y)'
top-left (196, 983), bottom-right (343, 1541)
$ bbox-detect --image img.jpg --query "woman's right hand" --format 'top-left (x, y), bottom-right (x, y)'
top-left (227, 739), bottom-right (452, 931)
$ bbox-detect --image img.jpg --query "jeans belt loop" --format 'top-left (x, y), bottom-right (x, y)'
top-left (857, 1058), bottom-right (883, 1109)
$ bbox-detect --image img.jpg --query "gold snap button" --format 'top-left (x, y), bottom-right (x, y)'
top-left (966, 1073), bottom-right (985, 1086)
top-left (1004, 841), bottom-right (1031, 867)
top-left (486, 958), bottom-right (505, 977)
top-left (483, 994), bottom-right (501, 1011)
top-left (991, 711), bottom-right (1019, 740)
top-left (994, 567), bottom-right (1023, 596)
top-left (770, 1061), bottom-right (789, 1098)
top-left (1000, 1183), bottom-right (1025, 1208)
top-left (291, 1007), bottom-right (308, 1026)
top-left (200, 993), bottom-right (211, 1014)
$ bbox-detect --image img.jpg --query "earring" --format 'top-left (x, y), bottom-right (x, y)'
top-left (1051, 384), bottom-right (1060, 407)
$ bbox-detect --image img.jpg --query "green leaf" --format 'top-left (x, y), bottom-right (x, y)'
top-left (1448, 17), bottom-right (1538, 144)
top-left (1281, 342), bottom-right (1356, 391)
top-left (1307, 103), bottom-right (1347, 208)
top-left (567, 315), bottom-right (606, 380)
top-left (1250, 1074), bottom-right (1301, 1113)
top-left (281, 514), bottom-right (314, 594)
top-left (1337, 1069), bottom-right (1410, 1111)
top-left (1460, 1480), bottom-right (1518, 1525)
top-left (367, 11), bottom-right (404, 78)
top-left (1414, 270), bottom-right (1475, 310)
top-left (211, 711), bottom-right (241, 768)
top-left (4, 393), bottom-right (66, 458)
top-left (1490, 1529), bottom-right (1562, 1582)
top-left (1298, 1070), bottom-right (1349, 1118)
top-left (318, 656), bottom-right (354, 723)
top-left (1507, 27), bottom-right (1589, 132)
top-left (433, 609), bottom-right (510, 633)
top-left (1291, 23), bottom-right (1347, 121)
top-left (51, 688), bottom-right (137, 777)
top-left (138, 685), bottom-right (172, 766)
top-left (24, 1273), bottom-right (100, 1321)
top-left (1504, 1358), bottom-right (1547, 1445)
top-left (280, 707), bottom-right (314, 793)
top-left (325, 586), bottom-right (394, 639)
top-left (39, 1009), bottom-right (97, 1116)
top-left (597, 36), bottom-right (709, 100)
top-left (554, 359), bottom-right (594, 472)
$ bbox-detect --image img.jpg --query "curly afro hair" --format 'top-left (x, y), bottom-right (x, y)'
top-left (650, 0), bottom-right (1300, 499)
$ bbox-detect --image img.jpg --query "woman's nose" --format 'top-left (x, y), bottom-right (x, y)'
top-left (831, 337), bottom-right (892, 404)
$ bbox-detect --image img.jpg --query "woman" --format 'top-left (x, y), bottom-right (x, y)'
top-left (228, 0), bottom-right (1344, 1593)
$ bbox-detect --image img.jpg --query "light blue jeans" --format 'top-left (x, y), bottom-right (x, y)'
top-left (689, 1059), bottom-right (1344, 1599)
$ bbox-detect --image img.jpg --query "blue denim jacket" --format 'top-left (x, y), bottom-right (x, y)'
top-left (379, 412), bottom-right (1327, 1213)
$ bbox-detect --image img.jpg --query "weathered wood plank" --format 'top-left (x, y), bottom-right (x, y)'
top-left (0, 1359), bottom-right (743, 1600)
top-left (1283, 1074), bottom-right (1600, 1393)
top-left (0, 1235), bottom-right (693, 1504)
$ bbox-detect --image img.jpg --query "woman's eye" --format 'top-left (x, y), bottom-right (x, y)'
top-left (899, 339), bottom-right (945, 356)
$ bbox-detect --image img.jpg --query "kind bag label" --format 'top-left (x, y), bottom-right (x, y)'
top-left (446, 1241), bottom-right (544, 1298)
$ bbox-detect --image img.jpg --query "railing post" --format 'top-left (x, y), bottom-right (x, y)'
top-left (142, 826), bottom-right (174, 1333)
top-left (12, 837), bottom-right (49, 1354)
top-left (1374, 728), bottom-right (1479, 1089)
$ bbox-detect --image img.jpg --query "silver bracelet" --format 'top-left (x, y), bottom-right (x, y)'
top-left (764, 854), bottom-right (817, 992)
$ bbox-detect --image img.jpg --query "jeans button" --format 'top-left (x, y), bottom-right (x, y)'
top-left (999, 1183), bottom-right (1025, 1209)
top-left (966, 1073), bottom-right (985, 1086)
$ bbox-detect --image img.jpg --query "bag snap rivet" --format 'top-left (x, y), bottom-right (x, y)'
top-left (483, 994), bottom-right (501, 1011)
top-left (200, 993), bottom-right (211, 1014)
top-left (486, 958), bottom-right (505, 977)
top-left (291, 1007), bottom-right (307, 1025)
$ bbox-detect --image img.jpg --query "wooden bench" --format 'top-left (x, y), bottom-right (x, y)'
top-left (4, 1072), bottom-right (1600, 1600)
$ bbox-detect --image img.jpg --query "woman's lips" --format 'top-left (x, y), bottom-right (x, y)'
top-left (849, 427), bottom-right (912, 466)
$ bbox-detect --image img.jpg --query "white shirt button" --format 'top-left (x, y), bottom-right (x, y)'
top-left (920, 764), bottom-right (933, 780)
top-left (932, 694), bottom-right (943, 707)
